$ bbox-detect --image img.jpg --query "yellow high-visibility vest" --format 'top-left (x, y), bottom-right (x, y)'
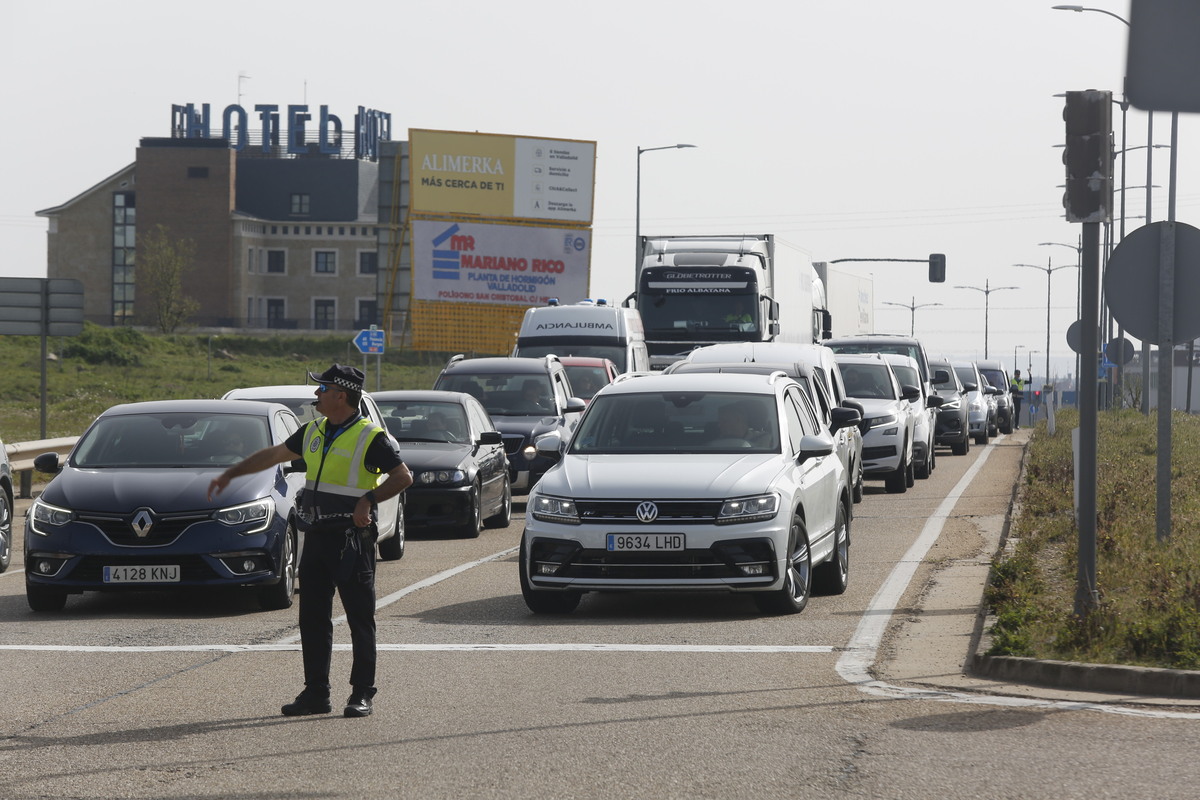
top-left (301, 416), bottom-right (386, 503)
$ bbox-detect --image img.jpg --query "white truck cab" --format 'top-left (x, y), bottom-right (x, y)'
top-left (512, 299), bottom-right (649, 373)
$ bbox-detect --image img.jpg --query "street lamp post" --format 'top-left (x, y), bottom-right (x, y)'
top-left (882, 296), bottom-right (942, 336)
top-left (954, 279), bottom-right (1018, 359)
top-left (635, 144), bottom-right (697, 276)
top-left (1014, 259), bottom-right (1080, 403)
top-left (1014, 344), bottom-right (1027, 376)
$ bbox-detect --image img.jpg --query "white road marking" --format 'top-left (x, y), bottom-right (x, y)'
top-left (0, 643), bottom-right (833, 654)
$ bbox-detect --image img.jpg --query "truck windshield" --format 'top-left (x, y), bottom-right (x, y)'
top-left (516, 342), bottom-right (626, 371)
top-left (639, 292), bottom-right (759, 338)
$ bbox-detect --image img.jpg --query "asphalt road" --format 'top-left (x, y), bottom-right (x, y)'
top-left (4, 433), bottom-right (1200, 800)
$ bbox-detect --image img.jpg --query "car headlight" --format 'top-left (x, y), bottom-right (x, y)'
top-left (940, 397), bottom-right (961, 410)
top-left (530, 494), bottom-right (580, 525)
top-left (29, 500), bottom-right (73, 536)
top-left (865, 414), bottom-right (898, 430)
top-left (522, 444), bottom-right (538, 462)
top-left (969, 399), bottom-right (984, 412)
top-left (418, 469), bottom-right (467, 485)
top-left (717, 494), bottom-right (779, 525)
top-left (214, 498), bottom-right (274, 535)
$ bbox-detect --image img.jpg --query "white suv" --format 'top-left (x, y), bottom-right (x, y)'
top-left (881, 353), bottom-right (942, 481)
top-left (835, 353), bottom-right (919, 494)
top-left (520, 372), bottom-right (857, 615)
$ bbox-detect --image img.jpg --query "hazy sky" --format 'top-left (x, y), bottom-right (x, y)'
top-left (2, 1), bottom-right (1192, 380)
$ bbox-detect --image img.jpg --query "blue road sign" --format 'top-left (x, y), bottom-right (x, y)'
top-left (353, 328), bottom-right (386, 355)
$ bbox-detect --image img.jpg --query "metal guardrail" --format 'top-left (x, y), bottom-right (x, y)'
top-left (4, 437), bottom-right (78, 498)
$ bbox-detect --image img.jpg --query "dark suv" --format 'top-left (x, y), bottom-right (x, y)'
top-left (929, 357), bottom-right (970, 456)
top-left (433, 355), bottom-right (586, 493)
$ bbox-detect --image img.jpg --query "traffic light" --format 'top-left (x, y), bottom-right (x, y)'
top-left (1062, 90), bottom-right (1113, 223)
top-left (928, 253), bottom-right (946, 283)
top-left (1033, 389), bottom-right (1042, 407)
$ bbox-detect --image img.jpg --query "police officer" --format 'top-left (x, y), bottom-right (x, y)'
top-left (1010, 369), bottom-right (1026, 429)
top-left (208, 364), bottom-right (412, 718)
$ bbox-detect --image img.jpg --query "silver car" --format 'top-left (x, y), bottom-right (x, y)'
top-left (881, 353), bottom-right (942, 480)
top-left (836, 353), bottom-right (920, 494)
top-left (520, 372), bottom-right (857, 615)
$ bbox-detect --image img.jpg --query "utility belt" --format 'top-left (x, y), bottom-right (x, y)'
top-left (296, 511), bottom-right (375, 539)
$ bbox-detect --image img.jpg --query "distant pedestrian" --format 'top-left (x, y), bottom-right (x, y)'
top-left (1010, 369), bottom-right (1026, 429)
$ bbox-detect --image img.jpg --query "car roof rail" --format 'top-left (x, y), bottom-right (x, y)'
top-left (544, 354), bottom-right (562, 368)
top-left (445, 354), bottom-right (466, 370)
top-left (766, 370), bottom-right (791, 385)
top-left (611, 371), bottom-right (652, 384)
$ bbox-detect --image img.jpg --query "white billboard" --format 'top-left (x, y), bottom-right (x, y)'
top-left (412, 219), bottom-right (591, 307)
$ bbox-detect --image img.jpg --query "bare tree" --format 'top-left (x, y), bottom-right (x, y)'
top-left (138, 224), bottom-right (199, 333)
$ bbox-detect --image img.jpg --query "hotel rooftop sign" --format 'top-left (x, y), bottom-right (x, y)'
top-left (171, 102), bottom-right (391, 161)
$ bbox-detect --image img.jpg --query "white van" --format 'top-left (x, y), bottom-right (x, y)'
top-left (511, 300), bottom-right (650, 373)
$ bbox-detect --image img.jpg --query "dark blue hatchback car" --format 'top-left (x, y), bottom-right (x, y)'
top-left (25, 399), bottom-right (305, 612)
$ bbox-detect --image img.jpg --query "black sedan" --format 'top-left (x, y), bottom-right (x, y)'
top-left (372, 390), bottom-right (511, 538)
top-left (25, 399), bottom-right (305, 612)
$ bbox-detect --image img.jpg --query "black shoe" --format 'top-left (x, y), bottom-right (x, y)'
top-left (344, 688), bottom-right (376, 718)
top-left (282, 692), bottom-right (332, 716)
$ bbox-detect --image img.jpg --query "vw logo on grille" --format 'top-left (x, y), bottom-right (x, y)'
top-left (635, 502), bottom-right (659, 523)
top-left (130, 509), bottom-right (155, 538)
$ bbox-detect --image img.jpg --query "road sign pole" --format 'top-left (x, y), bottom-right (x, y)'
top-left (1075, 221), bottom-right (1100, 617)
top-left (1156, 222), bottom-right (1175, 542)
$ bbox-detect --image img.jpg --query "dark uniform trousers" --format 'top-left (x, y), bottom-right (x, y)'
top-left (298, 526), bottom-right (378, 695)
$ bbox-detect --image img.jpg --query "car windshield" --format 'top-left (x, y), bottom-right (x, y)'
top-left (953, 366), bottom-right (978, 390)
top-left (568, 391), bottom-right (779, 455)
top-left (72, 412), bottom-right (271, 468)
top-left (377, 401), bottom-right (470, 443)
top-left (839, 363), bottom-right (896, 400)
top-left (890, 364), bottom-right (920, 397)
top-left (563, 365), bottom-right (609, 400)
top-left (437, 373), bottom-right (554, 417)
top-left (980, 369), bottom-right (1006, 392)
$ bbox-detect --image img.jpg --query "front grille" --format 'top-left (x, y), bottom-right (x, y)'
top-left (77, 511), bottom-right (213, 547)
top-left (575, 499), bottom-right (724, 524)
top-left (862, 446), bottom-right (897, 460)
top-left (501, 434), bottom-right (526, 455)
top-left (67, 555), bottom-right (217, 583)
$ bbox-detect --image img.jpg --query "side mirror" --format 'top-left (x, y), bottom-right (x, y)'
top-left (535, 431), bottom-right (564, 463)
top-left (564, 398), bottom-right (587, 414)
top-left (34, 452), bottom-right (63, 474)
top-left (926, 394), bottom-right (945, 408)
top-left (479, 430), bottom-right (503, 446)
top-left (830, 406), bottom-right (862, 432)
top-left (900, 384), bottom-right (921, 401)
top-left (963, 381), bottom-right (978, 392)
top-left (798, 432), bottom-right (835, 462)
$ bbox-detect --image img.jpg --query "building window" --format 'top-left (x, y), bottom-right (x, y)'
top-left (112, 191), bottom-right (136, 325)
top-left (359, 250), bottom-right (378, 275)
top-left (187, 166), bottom-right (209, 179)
top-left (357, 299), bottom-right (378, 328)
top-left (314, 299), bottom-right (336, 330)
top-left (290, 193), bottom-right (310, 215)
top-left (266, 250), bottom-right (286, 274)
top-left (266, 298), bottom-right (288, 329)
top-left (314, 250), bottom-right (337, 275)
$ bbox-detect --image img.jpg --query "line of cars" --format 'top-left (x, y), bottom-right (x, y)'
top-left (16, 333), bottom-right (1014, 620)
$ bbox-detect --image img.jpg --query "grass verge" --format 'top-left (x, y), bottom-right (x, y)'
top-left (986, 407), bottom-right (1200, 669)
top-left (2, 324), bottom-right (456, 443)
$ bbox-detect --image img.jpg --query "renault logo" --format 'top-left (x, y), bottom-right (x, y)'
top-left (131, 509), bottom-right (154, 538)
top-left (636, 502), bottom-right (659, 523)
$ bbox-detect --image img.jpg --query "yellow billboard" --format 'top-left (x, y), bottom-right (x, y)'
top-left (409, 129), bottom-right (595, 224)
